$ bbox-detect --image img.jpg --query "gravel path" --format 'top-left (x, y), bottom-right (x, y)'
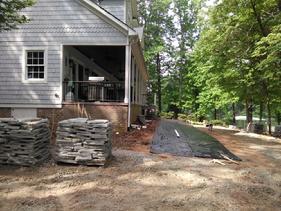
top-left (151, 119), bottom-right (241, 160)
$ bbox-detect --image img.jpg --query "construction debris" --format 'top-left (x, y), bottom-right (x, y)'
top-left (209, 159), bottom-right (225, 166)
top-left (54, 118), bottom-right (112, 166)
top-left (220, 153), bottom-right (240, 165)
top-left (0, 118), bottom-right (50, 166)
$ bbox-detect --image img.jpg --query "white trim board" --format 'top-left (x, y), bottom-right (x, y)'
top-left (0, 104), bottom-right (62, 109)
top-left (22, 47), bottom-right (49, 84)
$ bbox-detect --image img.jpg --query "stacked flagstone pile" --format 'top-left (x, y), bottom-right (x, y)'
top-left (273, 125), bottom-right (281, 138)
top-left (0, 118), bottom-right (50, 166)
top-left (55, 118), bottom-right (112, 166)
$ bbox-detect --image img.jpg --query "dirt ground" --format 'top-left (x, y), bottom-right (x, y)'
top-left (0, 121), bottom-right (281, 211)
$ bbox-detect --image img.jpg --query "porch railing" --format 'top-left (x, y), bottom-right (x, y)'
top-left (63, 81), bottom-right (125, 103)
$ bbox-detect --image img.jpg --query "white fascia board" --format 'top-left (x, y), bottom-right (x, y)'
top-left (79, 0), bottom-right (136, 36)
top-left (0, 104), bottom-right (62, 109)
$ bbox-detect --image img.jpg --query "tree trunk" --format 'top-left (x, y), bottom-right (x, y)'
top-left (232, 103), bottom-right (236, 125)
top-left (156, 53), bottom-right (162, 113)
top-left (259, 102), bottom-right (263, 122)
top-left (246, 98), bottom-right (253, 132)
top-left (267, 99), bottom-right (272, 135)
top-left (276, 111), bottom-right (281, 125)
top-left (214, 108), bottom-right (217, 120)
top-left (250, 0), bottom-right (268, 36)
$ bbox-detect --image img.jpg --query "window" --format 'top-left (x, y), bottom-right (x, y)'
top-left (26, 50), bottom-right (46, 80)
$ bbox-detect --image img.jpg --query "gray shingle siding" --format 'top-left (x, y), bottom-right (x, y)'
top-left (98, 0), bottom-right (125, 21)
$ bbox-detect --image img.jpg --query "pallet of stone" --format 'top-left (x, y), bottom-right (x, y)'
top-left (55, 118), bottom-right (112, 166)
top-left (0, 118), bottom-right (50, 166)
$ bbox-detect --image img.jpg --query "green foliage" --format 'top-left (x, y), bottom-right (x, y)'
top-left (139, 0), bottom-right (281, 131)
top-left (191, 0), bottom-right (281, 131)
top-left (178, 113), bottom-right (188, 121)
top-left (138, 0), bottom-right (174, 110)
top-left (160, 112), bottom-right (174, 119)
top-left (178, 113), bottom-right (198, 122)
top-left (210, 120), bottom-right (225, 126)
top-left (0, 0), bottom-right (35, 31)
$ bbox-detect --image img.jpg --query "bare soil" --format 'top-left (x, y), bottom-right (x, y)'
top-left (0, 121), bottom-right (281, 211)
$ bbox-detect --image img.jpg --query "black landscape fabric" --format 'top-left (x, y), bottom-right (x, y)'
top-left (151, 120), bottom-right (241, 161)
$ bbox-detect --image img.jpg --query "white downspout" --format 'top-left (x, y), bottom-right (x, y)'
top-left (125, 44), bottom-right (132, 129)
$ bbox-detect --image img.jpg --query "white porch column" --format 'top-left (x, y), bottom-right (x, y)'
top-left (124, 45), bottom-right (131, 104)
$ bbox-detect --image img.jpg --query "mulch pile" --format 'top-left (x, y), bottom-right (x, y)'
top-left (113, 120), bottom-right (158, 153)
top-left (0, 118), bottom-right (50, 166)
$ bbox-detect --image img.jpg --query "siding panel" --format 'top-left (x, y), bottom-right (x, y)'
top-left (99, 0), bottom-right (125, 21)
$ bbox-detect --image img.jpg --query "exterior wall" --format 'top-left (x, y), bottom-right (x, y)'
top-left (99, 0), bottom-right (126, 21)
top-left (0, 0), bottom-right (127, 108)
top-left (0, 108), bottom-right (11, 118)
top-left (38, 103), bottom-right (128, 143)
top-left (130, 104), bottom-right (142, 124)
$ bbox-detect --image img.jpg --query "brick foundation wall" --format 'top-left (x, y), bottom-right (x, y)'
top-left (37, 103), bottom-right (128, 143)
top-left (0, 108), bottom-right (11, 118)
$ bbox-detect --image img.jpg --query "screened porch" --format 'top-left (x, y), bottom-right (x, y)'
top-left (62, 45), bottom-right (125, 103)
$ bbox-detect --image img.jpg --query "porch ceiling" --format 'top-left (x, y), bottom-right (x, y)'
top-left (74, 46), bottom-right (125, 81)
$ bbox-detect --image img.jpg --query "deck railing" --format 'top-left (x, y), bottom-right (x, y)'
top-left (63, 81), bottom-right (125, 103)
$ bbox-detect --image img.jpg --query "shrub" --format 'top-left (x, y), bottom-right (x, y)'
top-left (187, 114), bottom-right (197, 122)
top-left (210, 119), bottom-right (225, 126)
top-left (178, 113), bottom-right (188, 121)
top-left (160, 112), bottom-right (174, 119)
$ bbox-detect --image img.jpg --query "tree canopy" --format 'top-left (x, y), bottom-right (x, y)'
top-left (138, 0), bottom-right (281, 133)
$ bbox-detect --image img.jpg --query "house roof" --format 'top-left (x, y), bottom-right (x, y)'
top-left (79, 0), bottom-right (137, 36)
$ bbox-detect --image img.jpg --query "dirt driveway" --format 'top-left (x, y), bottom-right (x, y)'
top-left (0, 122), bottom-right (281, 211)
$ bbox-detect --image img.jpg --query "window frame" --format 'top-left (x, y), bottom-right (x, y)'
top-left (22, 47), bottom-right (48, 83)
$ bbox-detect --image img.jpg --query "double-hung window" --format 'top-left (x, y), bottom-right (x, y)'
top-left (25, 50), bottom-right (46, 81)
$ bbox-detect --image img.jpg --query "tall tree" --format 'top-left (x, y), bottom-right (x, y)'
top-left (138, 0), bottom-right (174, 113)
top-left (161, 0), bottom-right (202, 114)
top-left (0, 0), bottom-right (35, 31)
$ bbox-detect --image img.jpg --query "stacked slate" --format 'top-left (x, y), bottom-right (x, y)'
top-left (0, 118), bottom-right (50, 166)
top-left (273, 125), bottom-right (281, 138)
top-left (55, 118), bottom-right (112, 166)
top-left (253, 123), bottom-right (264, 134)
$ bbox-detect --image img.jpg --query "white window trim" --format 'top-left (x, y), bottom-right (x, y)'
top-left (22, 47), bottom-right (48, 83)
